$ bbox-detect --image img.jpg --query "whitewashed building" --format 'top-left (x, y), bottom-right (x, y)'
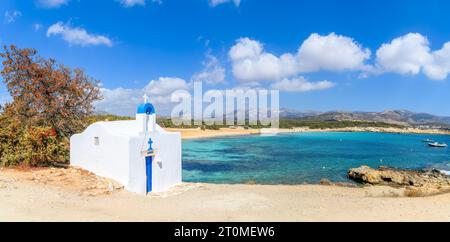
top-left (70, 96), bottom-right (182, 195)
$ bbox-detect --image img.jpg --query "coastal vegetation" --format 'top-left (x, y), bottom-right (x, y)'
top-left (156, 118), bottom-right (407, 130)
top-left (0, 45), bottom-right (102, 167)
top-left (86, 114), bottom-right (133, 125)
top-left (278, 119), bottom-right (406, 129)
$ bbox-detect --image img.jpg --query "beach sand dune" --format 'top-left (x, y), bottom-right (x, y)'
top-left (2, 168), bottom-right (450, 222)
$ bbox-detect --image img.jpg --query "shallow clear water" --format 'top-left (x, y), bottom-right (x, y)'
top-left (182, 132), bottom-right (450, 184)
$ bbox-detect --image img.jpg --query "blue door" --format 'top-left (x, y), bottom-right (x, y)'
top-left (146, 156), bottom-right (152, 193)
top-left (146, 138), bottom-right (154, 193)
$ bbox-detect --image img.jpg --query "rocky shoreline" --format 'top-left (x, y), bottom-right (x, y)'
top-left (348, 166), bottom-right (450, 197)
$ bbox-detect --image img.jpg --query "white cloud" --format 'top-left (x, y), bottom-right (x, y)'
top-left (209, 0), bottom-right (241, 7)
top-left (375, 33), bottom-right (450, 80)
top-left (143, 77), bottom-right (190, 100)
top-left (95, 87), bottom-right (142, 116)
top-left (118, 0), bottom-right (146, 7)
top-left (229, 38), bottom-right (298, 83)
top-left (424, 42), bottom-right (450, 80)
top-left (229, 33), bottom-right (369, 83)
top-left (96, 77), bottom-right (190, 116)
top-left (117, 0), bottom-right (163, 7)
top-left (0, 85), bottom-right (11, 107)
top-left (230, 32), bottom-right (450, 82)
top-left (297, 33), bottom-right (371, 72)
top-left (4, 11), bottom-right (21, 24)
top-left (271, 77), bottom-right (335, 92)
top-left (376, 33), bottom-right (432, 75)
top-left (33, 23), bottom-right (43, 32)
top-left (47, 22), bottom-right (113, 47)
top-left (192, 51), bottom-right (226, 85)
top-left (0, 96), bottom-right (10, 106)
top-left (37, 0), bottom-right (69, 8)
top-left (229, 37), bottom-right (263, 60)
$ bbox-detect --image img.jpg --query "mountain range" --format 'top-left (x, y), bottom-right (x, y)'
top-left (97, 108), bottom-right (450, 128)
top-left (279, 109), bottom-right (450, 127)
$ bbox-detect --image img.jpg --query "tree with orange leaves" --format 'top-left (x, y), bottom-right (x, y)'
top-left (0, 45), bottom-right (102, 137)
top-left (0, 45), bottom-right (102, 166)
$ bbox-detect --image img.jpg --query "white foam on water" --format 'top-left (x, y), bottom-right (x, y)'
top-left (439, 170), bottom-right (450, 176)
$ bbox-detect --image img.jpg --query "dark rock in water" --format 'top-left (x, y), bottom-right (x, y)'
top-left (348, 166), bottom-right (450, 197)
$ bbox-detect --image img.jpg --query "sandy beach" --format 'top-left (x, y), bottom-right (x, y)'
top-left (2, 168), bottom-right (450, 222)
top-left (168, 127), bottom-right (450, 140)
top-left (166, 128), bottom-right (261, 139)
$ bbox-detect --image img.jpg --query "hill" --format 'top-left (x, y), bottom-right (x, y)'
top-left (279, 109), bottom-right (450, 127)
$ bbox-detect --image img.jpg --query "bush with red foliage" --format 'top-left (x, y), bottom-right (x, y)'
top-left (0, 45), bottom-right (101, 167)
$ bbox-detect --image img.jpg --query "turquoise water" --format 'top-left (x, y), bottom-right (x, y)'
top-left (182, 132), bottom-right (450, 184)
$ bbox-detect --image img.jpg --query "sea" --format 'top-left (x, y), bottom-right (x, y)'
top-left (182, 132), bottom-right (450, 184)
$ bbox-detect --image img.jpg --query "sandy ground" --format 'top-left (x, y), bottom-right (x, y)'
top-left (167, 127), bottom-right (450, 140)
top-left (2, 168), bottom-right (450, 222)
top-left (166, 128), bottom-right (260, 139)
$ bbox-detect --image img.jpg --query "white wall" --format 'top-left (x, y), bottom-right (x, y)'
top-left (128, 131), bottom-right (182, 194)
top-left (70, 123), bottom-right (131, 186)
top-left (127, 137), bottom-right (147, 194)
top-left (70, 120), bottom-right (182, 195)
top-left (152, 132), bottom-right (182, 192)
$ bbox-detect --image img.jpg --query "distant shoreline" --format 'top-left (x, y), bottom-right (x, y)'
top-left (166, 127), bottom-right (450, 140)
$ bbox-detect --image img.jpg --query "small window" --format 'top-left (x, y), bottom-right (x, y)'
top-left (94, 137), bottom-right (100, 146)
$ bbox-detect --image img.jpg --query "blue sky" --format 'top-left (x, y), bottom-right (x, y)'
top-left (1, 0), bottom-right (450, 116)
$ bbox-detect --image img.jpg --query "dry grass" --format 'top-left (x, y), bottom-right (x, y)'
top-left (404, 188), bottom-right (425, 197)
top-left (404, 186), bottom-right (450, 197)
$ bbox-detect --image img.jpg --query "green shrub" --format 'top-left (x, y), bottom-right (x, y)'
top-left (0, 125), bottom-right (69, 167)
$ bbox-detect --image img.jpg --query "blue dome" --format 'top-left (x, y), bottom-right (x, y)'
top-left (137, 103), bottom-right (156, 115)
